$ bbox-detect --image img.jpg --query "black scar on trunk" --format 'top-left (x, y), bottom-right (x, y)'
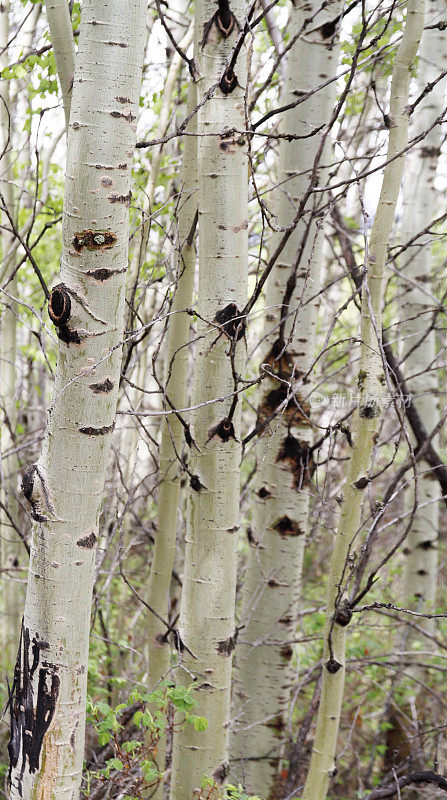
top-left (8, 623), bottom-right (60, 793)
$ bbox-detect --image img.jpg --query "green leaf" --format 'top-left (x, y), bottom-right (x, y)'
top-left (189, 715), bottom-right (208, 732)
top-left (142, 762), bottom-right (160, 783)
top-left (142, 711), bottom-right (154, 727)
top-left (122, 740), bottom-right (141, 753)
top-left (96, 701), bottom-right (112, 715)
top-left (133, 710), bottom-right (143, 726)
top-left (108, 757), bottom-right (123, 771)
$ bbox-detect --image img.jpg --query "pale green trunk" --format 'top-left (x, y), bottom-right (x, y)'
top-left (230, 2), bottom-right (343, 793)
top-left (7, 2), bottom-right (147, 797)
top-left (169, 0), bottom-right (248, 794)
top-left (302, 2), bottom-right (426, 798)
top-left (0, 0), bottom-right (23, 672)
top-left (144, 81), bottom-right (197, 798)
top-left (45, 0), bottom-right (76, 130)
top-left (123, 21), bottom-right (193, 489)
top-left (0, 279), bottom-right (21, 669)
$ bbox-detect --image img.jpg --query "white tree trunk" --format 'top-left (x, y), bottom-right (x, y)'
top-left (302, 2), bottom-right (426, 798)
top-left (7, 2), bottom-right (147, 797)
top-left (169, 0), bottom-right (248, 794)
top-left (401, 0), bottom-right (446, 640)
top-left (230, 1), bottom-right (343, 793)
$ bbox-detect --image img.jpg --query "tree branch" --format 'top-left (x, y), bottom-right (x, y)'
top-left (363, 770), bottom-right (447, 799)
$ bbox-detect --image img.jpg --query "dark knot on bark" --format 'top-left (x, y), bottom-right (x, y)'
top-left (219, 68), bottom-right (238, 95)
top-left (48, 284), bottom-right (71, 327)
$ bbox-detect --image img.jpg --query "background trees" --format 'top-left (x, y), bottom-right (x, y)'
top-left (0, 0), bottom-right (446, 799)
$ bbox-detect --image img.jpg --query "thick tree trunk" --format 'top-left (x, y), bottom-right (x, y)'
top-left (301, 2), bottom-right (426, 798)
top-left (230, 2), bottom-right (343, 794)
top-left (7, 2), bottom-right (147, 797)
top-left (169, 0), bottom-right (248, 795)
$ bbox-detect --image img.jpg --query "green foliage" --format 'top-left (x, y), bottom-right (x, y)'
top-left (341, 14), bottom-right (404, 79)
top-left (71, 2), bottom-right (82, 29)
top-left (83, 682), bottom-right (208, 798)
top-left (83, 686), bottom-right (261, 799)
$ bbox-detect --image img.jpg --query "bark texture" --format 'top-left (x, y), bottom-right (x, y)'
top-left (169, 0), bottom-right (248, 794)
top-left (7, 2), bottom-right (146, 797)
top-left (302, 2), bottom-right (426, 798)
top-left (230, 1), bottom-right (343, 793)
top-left (401, 0), bottom-right (445, 641)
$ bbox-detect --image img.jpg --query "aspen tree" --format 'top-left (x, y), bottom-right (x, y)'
top-left (302, 1), bottom-right (426, 798)
top-left (7, 1), bottom-right (147, 797)
top-left (401, 0), bottom-right (446, 641)
top-left (144, 82), bottom-right (197, 800)
top-left (122, 22), bottom-right (193, 487)
top-left (0, 0), bottom-right (22, 669)
top-left (169, 0), bottom-right (248, 793)
top-left (381, 1), bottom-right (447, 763)
top-left (129, 20), bottom-right (194, 283)
top-left (45, 0), bottom-right (76, 130)
top-left (231, 1), bottom-right (343, 792)
top-left (112, 20), bottom-right (193, 680)
top-left (0, 0), bottom-right (40, 671)
top-left (1, 3), bottom-right (47, 664)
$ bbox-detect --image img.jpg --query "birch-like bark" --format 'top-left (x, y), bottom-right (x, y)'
top-left (169, 0), bottom-right (248, 794)
top-left (144, 81), bottom-right (197, 799)
top-left (401, 0), bottom-right (446, 640)
top-left (230, 2), bottom-right (343, 793)
top-left (7, 2), bottom-right (146, 797)
top-left (302, 2), bottom-right (426, 798)
top-left (45, 0), bottom-right (76, 130)
top-left (0, 0), bottom-right (22, 669)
